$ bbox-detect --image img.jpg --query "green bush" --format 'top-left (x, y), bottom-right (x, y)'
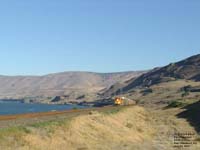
top-left (182, 91), bottom-right (189, 97)
top-left (167, 101), bottom-right (186, 108)
top-left (141, 88), bottom-right (153, 96)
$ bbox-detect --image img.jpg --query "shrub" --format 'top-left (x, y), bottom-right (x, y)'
top-left (181, 85), bottom-right (192, 92)
top-left (141, 88), bottom-right (153, 96)
top-left (181, 91), bottom-right (189, 97)
top-left (167, 101), bottom-right (186, 108)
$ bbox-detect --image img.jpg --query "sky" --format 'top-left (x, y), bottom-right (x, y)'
top-left (0, 0), bottom-right (199, 75)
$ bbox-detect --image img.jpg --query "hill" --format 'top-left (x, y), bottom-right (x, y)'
top-left (123, 54), bottom-right (200, 92)
top-left (0, 71), bottom-right (145, 102)
top-left (103, 54), bottom-right (200, 96)
top-left (102, 54), bottom-right (200, 107)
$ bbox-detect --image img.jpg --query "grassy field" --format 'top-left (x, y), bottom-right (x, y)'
top-left (0, 105), bottom-right (199, 150)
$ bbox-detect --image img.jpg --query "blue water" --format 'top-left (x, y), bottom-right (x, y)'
top-left (0, 100), bottom-right (86, 115)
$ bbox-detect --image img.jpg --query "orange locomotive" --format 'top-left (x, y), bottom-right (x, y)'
top-left (114, 97), bottom-right (136, 106)
top-left (114, 97), bottom-right (124, 105)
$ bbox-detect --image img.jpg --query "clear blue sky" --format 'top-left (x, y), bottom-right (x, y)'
top-left (0, 0), bottom-right (199, 75)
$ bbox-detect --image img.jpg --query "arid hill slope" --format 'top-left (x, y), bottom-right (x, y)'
top-left (103, 54), bottom-right (200, 97)
top-left (123, 54), bottom-right (200, 92)
top-left (0, 71), bottom-right (144, 99)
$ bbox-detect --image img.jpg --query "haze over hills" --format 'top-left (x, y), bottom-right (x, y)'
top-left (0, 71), bottom-right (145, 101)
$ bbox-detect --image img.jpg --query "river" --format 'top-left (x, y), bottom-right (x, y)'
top-left (0, 100), bottom-right (86, 115)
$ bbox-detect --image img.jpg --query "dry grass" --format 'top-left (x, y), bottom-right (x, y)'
top-left (149, 107), bottom-right (200, 150)
top-left (1, 105), bottom-right (200, 150)
top-left (0, 106), bottom-right (155, 150)
top-left (126, 80), bottom-right (200, 107)
top-left (23, 106), bottom-right (155, 150)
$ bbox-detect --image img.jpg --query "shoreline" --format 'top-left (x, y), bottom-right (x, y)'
top-left (0, 105), bottom-right (119, 121)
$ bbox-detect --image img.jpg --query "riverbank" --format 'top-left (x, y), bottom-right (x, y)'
top-left (0, 106), bottom-right (123, 128)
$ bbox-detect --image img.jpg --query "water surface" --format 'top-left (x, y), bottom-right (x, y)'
top-left (0, 100), bottom-right (85, 115)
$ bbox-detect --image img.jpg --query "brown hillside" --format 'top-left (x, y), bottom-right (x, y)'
top-left (0, 71), bottom-right (144, 100)
top-left (104, 54), bottom-right (200, 94)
